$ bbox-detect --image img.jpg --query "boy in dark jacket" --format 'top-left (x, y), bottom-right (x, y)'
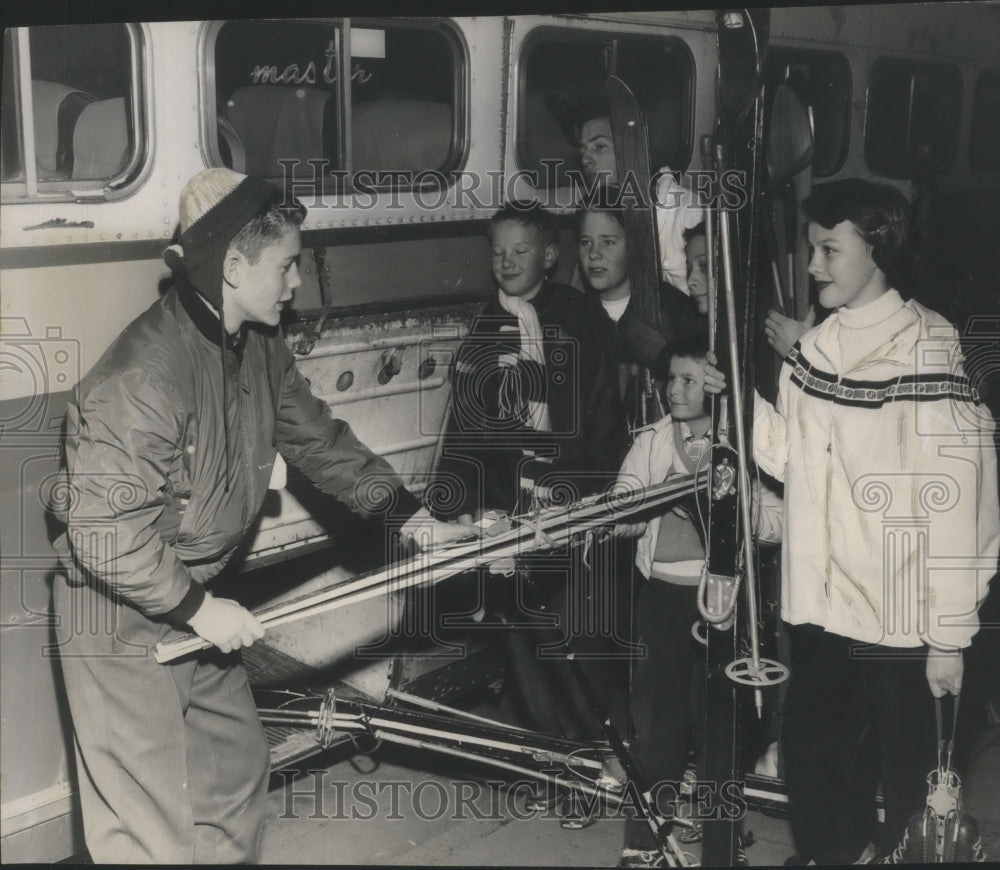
top-left (440, 201), bottom-right (626, 520)
top-left (51, 168), bottom-right (472, 863)
top-left (435, 202), bottom-right (626, 804)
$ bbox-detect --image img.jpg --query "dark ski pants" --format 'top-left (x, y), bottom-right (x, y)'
top-left (501, 566), bottom-right (605, 741)
top-left (782, 623), bottom-right (937, 864)
top-left (54, 574), bottom-right (270, 863)
top-left (625, 580), bottom-right (704, 851)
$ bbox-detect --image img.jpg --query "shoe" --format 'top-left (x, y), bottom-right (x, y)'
top-left (733, 827), bottom-right (755, 865)
top-left (617, 848), bottom-right (666, 868)
top-left (784, 855), bottom-right (817, 866)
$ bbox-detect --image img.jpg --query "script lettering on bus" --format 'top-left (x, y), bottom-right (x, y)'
top-left (250, 40), bottom-right (373, 86)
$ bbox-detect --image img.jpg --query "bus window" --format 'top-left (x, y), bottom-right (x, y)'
top-left (517, 28), bottom-right (693, 189)
top-left (766, 48), bottom-right (850, 178)
top-left (350, 23), bottom-right (461, 183)
top-left (1, 23), bottom-right (142, 199)
top-left (210, 19), bottom-right (462, 189)
top-left (212, 20), bottom-right (344, 180)
top-left (970, 69), bottom-right (1000, 171)
top-left (865, 58), bottom-right (962, 178)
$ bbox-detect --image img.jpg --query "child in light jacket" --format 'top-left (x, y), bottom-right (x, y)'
top-left (614, 335), bottom-right (782, 867)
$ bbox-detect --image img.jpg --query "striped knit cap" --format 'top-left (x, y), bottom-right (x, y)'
top-left (162, 169), bottom-right (286, 309)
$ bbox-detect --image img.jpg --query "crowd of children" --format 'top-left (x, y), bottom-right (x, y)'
top-left (432, 166), bottom-right (999, 868)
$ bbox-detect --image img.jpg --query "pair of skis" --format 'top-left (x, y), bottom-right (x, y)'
top-left (607, 71), bottom-right (785, 686)
top-left (606, 69), bottom-right (787, 867)
top-left (154, 469), bottom-right (707, 664)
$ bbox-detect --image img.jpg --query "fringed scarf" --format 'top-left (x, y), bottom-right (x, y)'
top-left (496, 289), bottom-right (551, 434)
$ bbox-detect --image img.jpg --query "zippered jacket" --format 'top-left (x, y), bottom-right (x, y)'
top-left (436, 281), bottom-right (627, 518)
top-left (619, 414), bottom-right (783, 580)
top-left (52, 278), bottom-right (419, 624)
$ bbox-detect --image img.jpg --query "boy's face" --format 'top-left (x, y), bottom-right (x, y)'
top-left (685, 233), bottom-right (709, 315)
top-left (490, 221), bottom-right (556, 301)
top-left (578, 117), bottom-right (617, 183)
top-left (666, 355), bottom-right (709, 423)
top-left (807, 220), bottom-right (886, 310)
top-left (578, 211), bottom-right (630, 300)
top-left (224, 225), bottom-right (302, 330)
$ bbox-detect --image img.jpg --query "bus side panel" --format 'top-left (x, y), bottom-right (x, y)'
top-left (0, 259), bottom-right (167, 399)
top-left (0, 392), bottom-right (79, 861)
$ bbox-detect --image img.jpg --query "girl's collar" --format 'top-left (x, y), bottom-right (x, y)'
top-left (837, 288), bottom-right (904, 329)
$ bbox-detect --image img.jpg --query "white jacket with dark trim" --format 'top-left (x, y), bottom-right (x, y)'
top-left (754, 289), bottom-right (999, 650)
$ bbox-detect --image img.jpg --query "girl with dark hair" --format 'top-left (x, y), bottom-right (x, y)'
top-left (707, 177), bottom-right (999, 864)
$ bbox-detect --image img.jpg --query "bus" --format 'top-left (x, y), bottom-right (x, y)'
top-left (2, 3), bottom-right (997, 863)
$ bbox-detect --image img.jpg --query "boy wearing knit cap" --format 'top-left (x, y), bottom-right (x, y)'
top-left (51, 169), bottom-right (473, 863)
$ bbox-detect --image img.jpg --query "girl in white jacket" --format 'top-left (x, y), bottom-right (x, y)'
top-left (707, 178), bottom-right (999, 864)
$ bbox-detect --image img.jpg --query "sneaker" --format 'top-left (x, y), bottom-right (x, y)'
top-left (733, 828), bottom-right (755, 865)
top-left (617, 848), bottom-right (666, 868)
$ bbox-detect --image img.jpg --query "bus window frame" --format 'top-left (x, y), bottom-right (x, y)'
top-left (0, 22), bottom-right (149, 204)
top-left (514, 24), bottom-right (695, 189)
top-left (970, 68), bottom-right (1000, 172)
top-left (864, 56), bottom-right (963, 180)
top-left (199, 17), bottom-right (469, 196)
top-left (765, 46), bottom-right (851, 179)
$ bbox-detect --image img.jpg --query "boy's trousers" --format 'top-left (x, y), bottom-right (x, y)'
top-left (54, 573), bottom-right (271, 864)
top-left (625, 580), bottom-right (704, 850)
top-left (782, 623), bottom-right (936, 864)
